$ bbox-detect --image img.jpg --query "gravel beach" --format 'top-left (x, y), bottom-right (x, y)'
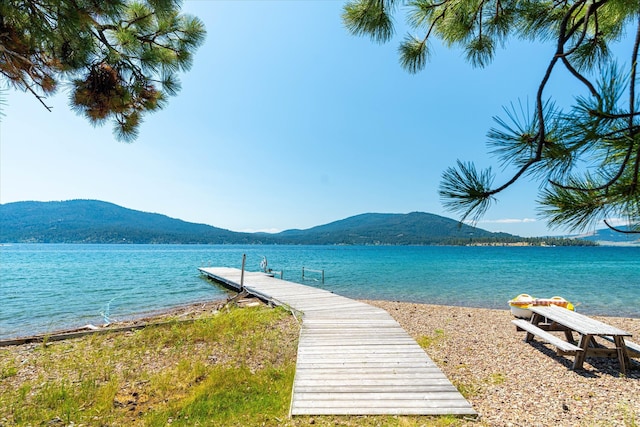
top-left (365, 300), bottom-right (640, 427)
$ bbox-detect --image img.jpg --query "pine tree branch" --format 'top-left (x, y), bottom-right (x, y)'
top-left (482, 158), bottom-right (538, 196)
top-left (559, 4), bottom-right (590, 57)
top-left (561, 57), bottom-right (599, 99)
top-left (475, 0), bottom-right (487, 40)
top-left (0, 47), bottom-right (53, 111)
top-left (471, 1), bottom-right (607, 199)
top-left (425, 9), bottom-right (447, 40)
top-left (25, 83), bottom-right (53, 112)
top-left (125, 12), bottom-right (154, 30)
top-left (589, 111), bottom-right (640, 119)
top-left (548, 139), bottom-right (633, 191)
top-left (604, 219), bottom-right (640, 233)
top-left (535, 1), bottom-right (591, 157)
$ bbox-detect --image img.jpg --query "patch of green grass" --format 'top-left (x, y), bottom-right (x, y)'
top-left (453, 380), bottom-right (483, 399)
top-left (145, 365), bottom-right (296, 426)
top-left (454, 372), bottom-right (506, 400)
top-left (417, 329), bottom-right (445, 348)
top-left (619, 403), bottom-right (638, 427)
top-left (0, 361), bottom-right (18, 380)
top-left (487, 372), bottom-right (505, 385)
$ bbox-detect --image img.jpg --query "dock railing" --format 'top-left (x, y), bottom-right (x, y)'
top-left (301, 267), bottom-right (324, 284)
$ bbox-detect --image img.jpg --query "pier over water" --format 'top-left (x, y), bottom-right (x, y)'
top-left (199, 267), bottom-right (476, 416)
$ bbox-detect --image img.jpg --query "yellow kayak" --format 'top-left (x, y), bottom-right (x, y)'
top-left (508, 294), bottom-right (574, 318)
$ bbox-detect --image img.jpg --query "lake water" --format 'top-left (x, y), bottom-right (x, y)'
top-left (1, 244), bottom-right (639, 339)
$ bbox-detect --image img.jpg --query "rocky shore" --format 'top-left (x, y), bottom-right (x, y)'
top-left (366, 300), bottom-right (640, 427)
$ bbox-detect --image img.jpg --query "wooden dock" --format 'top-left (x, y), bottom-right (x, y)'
top-left (199, 267), bottom-right (476, 417)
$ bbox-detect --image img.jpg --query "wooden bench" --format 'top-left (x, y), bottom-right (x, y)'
top-left (512, 319), bottom-right (583, 355)
top-left (600, 336), bottom-right (640, 358)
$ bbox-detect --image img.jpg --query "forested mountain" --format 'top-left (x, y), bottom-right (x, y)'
top-left (0, 200), bottom-right (593, 246)
top-left (256, 212), bottom-right (514, 245)
top-left (0, 200), bottom-right (253, 244)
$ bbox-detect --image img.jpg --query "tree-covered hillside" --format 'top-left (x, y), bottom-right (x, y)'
top-left (0, 200), bottom-right (253, 244)
top-left (261, 212), bottom-right (514, 245)
top-left (0, 200), bottom-right (595, 246)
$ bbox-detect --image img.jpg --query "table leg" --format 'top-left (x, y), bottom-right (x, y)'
top-left (613, 336), bottom-right (628, 376)
top-left (573, 334), bottom-right (591, 370)
top-left (526, 313), bottom-right (543, 342)
top-left (563, 329), bottom-right (575, 344)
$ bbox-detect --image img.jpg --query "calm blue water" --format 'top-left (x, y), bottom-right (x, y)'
top-left (1, 244), bottom-right (638, 339)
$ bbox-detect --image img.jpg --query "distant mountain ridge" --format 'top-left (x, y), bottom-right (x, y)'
top-left (0, 200), bottom-right (252, 244)
top-left (256, 212), bottom-right (514, 245)
top-left (571, 226), bottom-right (640, 245)
top-left (0, 199), bottom-right (593, 245)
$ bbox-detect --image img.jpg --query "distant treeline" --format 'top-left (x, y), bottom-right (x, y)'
top-left (450, 237), bottom-right (597, 247)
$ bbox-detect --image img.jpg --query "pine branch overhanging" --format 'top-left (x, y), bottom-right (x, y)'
top-left (343, 0), bottom-right (640, 233)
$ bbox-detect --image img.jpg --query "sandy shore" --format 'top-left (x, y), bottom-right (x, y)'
top-left (365, 300), bottom-right (640, 427)
top-left (2, 299), bottom-right (639, 426)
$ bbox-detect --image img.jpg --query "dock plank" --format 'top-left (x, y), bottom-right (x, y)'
top-left (199, 267), bottom-right (476, 417)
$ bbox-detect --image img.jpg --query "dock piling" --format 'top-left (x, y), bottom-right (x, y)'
top-left (240, 254), bottom-right (246, 290)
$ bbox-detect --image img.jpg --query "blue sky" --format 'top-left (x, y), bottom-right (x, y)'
top-left (0, 1), bottom-right (634, 237)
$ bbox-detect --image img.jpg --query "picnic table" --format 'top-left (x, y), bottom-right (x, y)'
top-left (513, 305), bottom-right (637, 375)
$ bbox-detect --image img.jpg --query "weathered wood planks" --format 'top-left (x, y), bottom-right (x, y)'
top-left (199, 267), bottom-right (476, 417)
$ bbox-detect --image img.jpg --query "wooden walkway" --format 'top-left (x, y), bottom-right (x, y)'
top-left (199, 267), bottom-right (476, 417)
